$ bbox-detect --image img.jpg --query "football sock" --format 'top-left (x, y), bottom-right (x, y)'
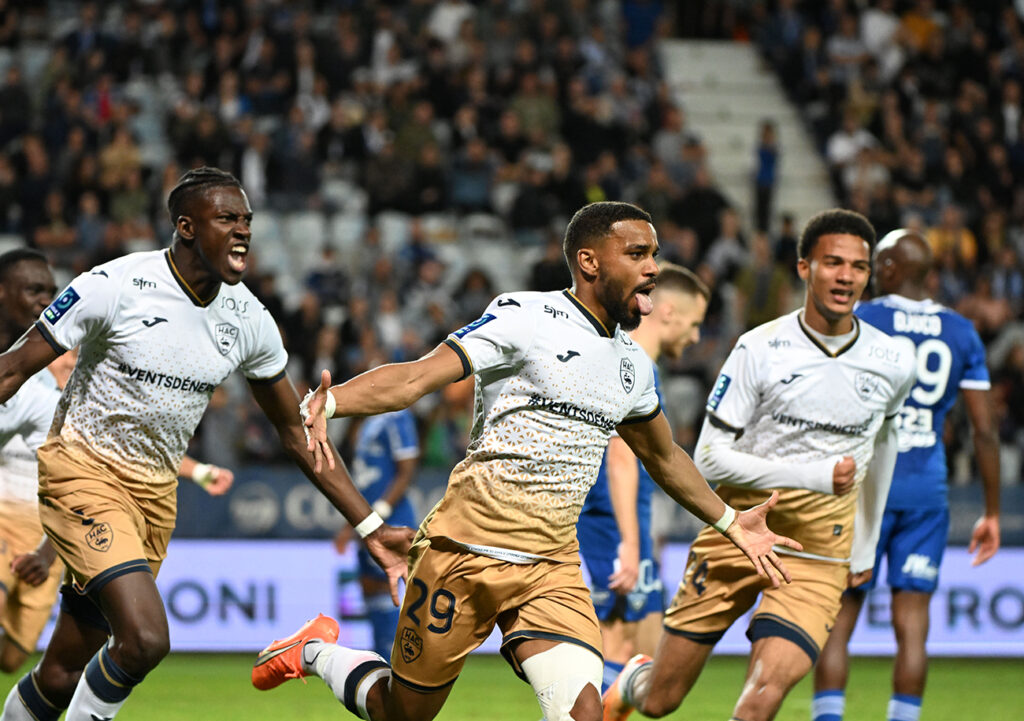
top-left (302, 641), bottom-right (390, 720)
top-left (602, 660), bottom-right (624, 694)
top-left (365, 592), bottom-right (400, 662)
top-left (65, 644), bottom-right (142, 721)
top-left (887, 693), bottom-right (922, 721)
top-left (3, 673), bottom-right (61, 721)
top-left (811, 689), bottom-right (845, 721)
top-left (621, 658), bottom-right (652, 708)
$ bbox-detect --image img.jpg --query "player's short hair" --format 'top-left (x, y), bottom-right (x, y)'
top-left (798, 209), bottom-right (875, 259)
top-left (167, 166), bottom-right (242, 226)
top-left (563, 202), bottom-right (653, 272)
top-left (655, 262), bottom-right (710, 301)
top-left (0, 248), bottom-right (48, 284)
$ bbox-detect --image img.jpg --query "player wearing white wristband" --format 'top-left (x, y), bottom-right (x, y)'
top-left (255, 202), bottom-right (800, 721)
top-left (605, 209), bottom-right (917, 721)
top-left (0, 169), bottom-right (411, 721)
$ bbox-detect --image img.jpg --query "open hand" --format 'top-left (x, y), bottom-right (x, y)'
top-left (724, 490), bottom-right (803, 588)
top-left (608, 540), bottom-right (640, 594)
top-left (11, 552), bottom-right (52, 586)
top-left (364, 524), bottom-right (416, 605)
top-left (301, 369), bottom-right (335, 473)
top-left (968, 514), bottom-right (1000, 566)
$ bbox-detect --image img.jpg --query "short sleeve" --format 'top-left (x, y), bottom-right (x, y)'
top-left (387, 411), bottom-right (420, 461)
top-left (443, 296), bottom-right (535, 380)
top-left (620, 358), bottom-right (660, 424)
top-left (705, 338), bottom-right (761, 432)
top-left (239, 306), bottom-right (289, 383)
top-left (34, 271), bottom-right (120, 353)
top-left (0, 375), bottom-right (59, 448)
top-left (959, 322), bottom-right (991, 390)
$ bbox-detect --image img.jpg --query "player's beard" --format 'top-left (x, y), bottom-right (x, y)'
top-left (598, 275), bottom-right (642, 331)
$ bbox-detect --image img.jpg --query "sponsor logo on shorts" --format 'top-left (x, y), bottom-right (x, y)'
top-left (216, 322), bottom-right (239, 355)
top-left (901, 553), bottom-right (939, 581)
top-left (452, 313), bottom-right (496, 339)
top-left (399, 627), bottom-right (423, 663)
top-left (85, 522), bottom-right (113, 552)
top-left (708, 374), bottom-right (730, 410)
top-left (620, 358), bottom-right (635, 393)
top-left (43, 287), bottom-right (81, 325)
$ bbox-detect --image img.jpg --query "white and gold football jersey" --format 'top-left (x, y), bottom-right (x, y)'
top-left (422, 289), bottom-right (660, 562)
top-left (0, 368), bottom-right (60, 512)
top-left (33, 250), bottom-right (287, 501)
top-left (699, 309), bottom-right (916, 561)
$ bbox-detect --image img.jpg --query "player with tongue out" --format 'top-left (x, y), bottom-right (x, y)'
top-left (252, 201), bottom-right (797, 721)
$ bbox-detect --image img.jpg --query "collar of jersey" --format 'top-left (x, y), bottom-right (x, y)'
top-left (164, 250), bottom-right (217, 307)
top-left (797, 311), bottom-right (860, 358)
top-left (562, 289), bottom-right (613, 338)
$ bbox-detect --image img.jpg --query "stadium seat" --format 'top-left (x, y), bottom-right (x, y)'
top-left (376, 211), bottom-right (413, 255)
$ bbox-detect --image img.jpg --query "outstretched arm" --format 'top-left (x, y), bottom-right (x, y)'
top-left (617, 412), bottom-right (802, 587)
top-left (250, 374), bottom-right (415, 604)
top-left (302, 343), bottom-right (465, 471)
top-left (962, 388), bottom-right (1000, 565)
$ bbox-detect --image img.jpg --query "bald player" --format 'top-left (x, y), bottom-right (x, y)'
top-left (812, 230), bottom-right (1000, 721)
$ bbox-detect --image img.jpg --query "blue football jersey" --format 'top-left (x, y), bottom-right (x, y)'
top-left (578, 369), bottom-right (664, 558)
top-left (351, 410), bottom-right (420, 527)
top-left (856, 295), bottom-right (990, 509)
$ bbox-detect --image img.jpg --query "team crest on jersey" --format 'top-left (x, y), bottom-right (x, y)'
top-left (43, 287), bottom-right (81, 325)
top-left (854, 372), bottom-right (879, 401)
top-left (85, 522), bottom-right (113, 552)
top-left (620, 358), bottom-right (635, 393)
top-left (399, 627), bottom-right (423, 663)
top-left (215, 323), bottom-right (239, 355)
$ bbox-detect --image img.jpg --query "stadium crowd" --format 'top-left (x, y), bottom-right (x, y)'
top-left (0, 0), bottom-right (1019, 489)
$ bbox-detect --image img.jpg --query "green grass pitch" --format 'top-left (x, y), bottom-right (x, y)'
top-left (2, 652), bottom-right (1021, 719)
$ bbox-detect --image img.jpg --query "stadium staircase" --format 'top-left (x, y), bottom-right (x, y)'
top-left (659, 40), bottom-right (835, 230)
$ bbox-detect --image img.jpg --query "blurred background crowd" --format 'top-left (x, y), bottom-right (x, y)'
top-left (0, 0), bottom-right (1021, 495)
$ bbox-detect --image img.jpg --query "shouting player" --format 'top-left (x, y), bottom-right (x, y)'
top-left (0, 168), bottom-right (410, 721)
top-left (0, 249), bottom-right (233, 676)
top-left (604, 208), bottom-right (917, 721)
top-left (812, 229), bottom-right (1000, 721)
top-left (577, 263), bottom-right (709, 691)
top-left (253, 202), bottom-right (799, 721)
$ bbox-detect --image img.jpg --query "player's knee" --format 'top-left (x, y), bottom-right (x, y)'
top-left (110, 625), bottom-right (170, 674)
top-left (521, 643), bottom-right (603, 721)
top-left (638, 691), bottom-right (680, 719)
top-left (0, 649), bottom-right (29, 674)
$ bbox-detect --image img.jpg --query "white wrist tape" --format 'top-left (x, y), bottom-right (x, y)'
top-left (191, 463), bottom-right (215, 488)
top-left (712, 505), bottom-right (737, 533)
top-left (371, 499), bottom-right (393, 520)
top-left (324, 390), bottom-right (336, 419)
top-left (354, 511), bottom-right (384, 538)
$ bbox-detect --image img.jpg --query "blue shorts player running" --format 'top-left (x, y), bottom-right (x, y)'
top-left (577, 264), bottom-right (709, 691)
top-left (812, 229), bottom-right (1001, 721)
top-left (345, 409), bottom-right (420, 661)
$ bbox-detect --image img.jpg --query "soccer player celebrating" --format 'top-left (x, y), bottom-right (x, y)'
top-left (812, 229), bottom-right (1000, 721)
top-left (604, 209), bottom-right (917, 721)
top-left (0, 168), bottom-right (410, 721)
top-left (0, 249), bottom-right (234, 677)
top-left (253, 201), bottom-right (799, 721)
top-left (576, 264), bottom-right (709, 691)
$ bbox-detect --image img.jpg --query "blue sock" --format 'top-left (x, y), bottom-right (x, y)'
top-left (811, 689), bottom-right (845, 721)
top-left (365, 592), bottom-right (400, 662)
top-left (601, 660), bottom-right (625, 694)
top-left (888, 693), bottom-right (921, 721)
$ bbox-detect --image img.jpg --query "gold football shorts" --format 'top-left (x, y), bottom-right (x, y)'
top-left (390, 537), bottom-right (602, 691)
top-left (663, 527), bottom-right (847, 661)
